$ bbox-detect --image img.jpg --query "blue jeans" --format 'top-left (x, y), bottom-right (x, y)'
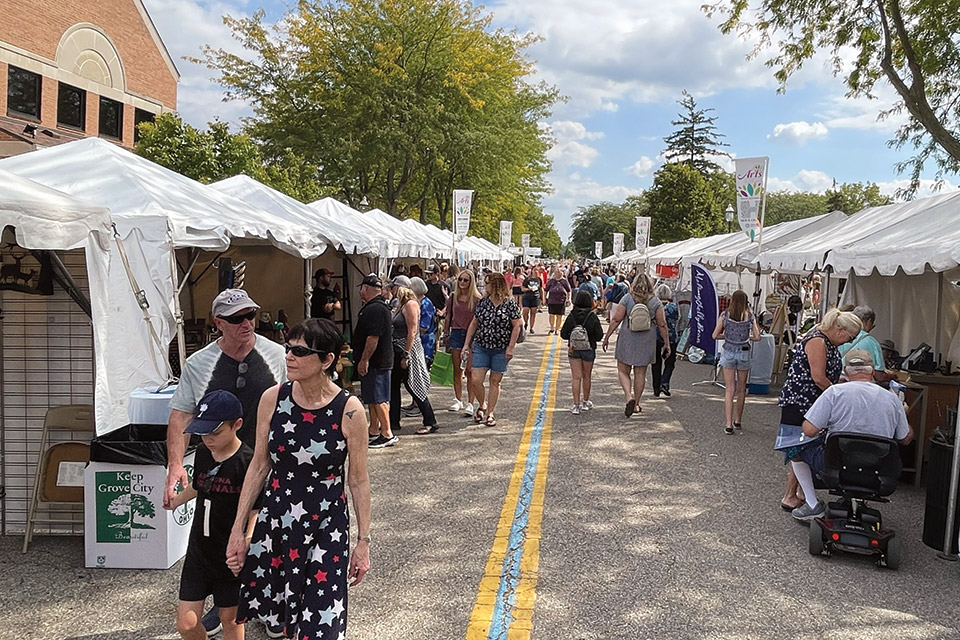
top-left (472, 345), bottom-right (508, 373)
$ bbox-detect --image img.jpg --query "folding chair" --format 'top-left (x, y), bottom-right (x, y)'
top-left (22, 405), bottom-right (95, 553)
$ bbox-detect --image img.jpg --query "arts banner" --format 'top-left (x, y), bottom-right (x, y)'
top-left (689, 263), bottom-right (718, 356)
top-left (453, 190), bottom-right (474, 236)
top-left (595, 241), bottom-right (603, 258)
top-left (499, 220), bottom-right (513, 248)
top-left (612, 233), bottom-right (624, 256)
top-left (734, 157), bottom-right (768, 242)
top-left (635, 216), bottom-right (651, 250)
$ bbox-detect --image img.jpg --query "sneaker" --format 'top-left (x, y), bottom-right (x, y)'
top-left (201, 607), bottom-right (222, 638)
top-left (463, 402), bottom-right (475, 417)
top-left (369, 435), bottom-right (394, 449)
top-left (265, 625), bottom-right (286, 639)
top-left (571, 404), bottom-right (581, 415)
top-left (791, 501), bottom-right (825, 521)
top-left (384, 434), bottom-right (399, 447)
top-left (582, 400), bottom-right (594, 411)
top-left (448, 399), bottom-right (464, 412)
top-left (661, 387), bottom-right (672, 397)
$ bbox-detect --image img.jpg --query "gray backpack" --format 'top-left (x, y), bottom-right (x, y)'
top-left (627, 299), bottom-right (651, 332)
top-left (569, 324), bottom-right (591, 351)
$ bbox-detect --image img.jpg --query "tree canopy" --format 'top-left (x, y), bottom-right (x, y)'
top-left (703, 0), bottom-right (960, 195)
top-left (647, 163), bottom-right (724, 243)
top-left (662, 90), bottom-right (730, 173)
top-left (569, 202), bottom-right (639, 257)
top-left (195, 0), bottom-right (561, 251)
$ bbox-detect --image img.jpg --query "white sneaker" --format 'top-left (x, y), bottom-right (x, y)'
top-left (463, 402), bottom-right (475, 417)
top-left (582, 400), bottom-right (594, 411)
top-left (448, 399), bottom-right (464, 412)
top-left (571, 404), bottom-right (581, 415)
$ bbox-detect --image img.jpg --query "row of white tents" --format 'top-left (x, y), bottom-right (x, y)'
top-left (602, 193), bottom-right (960, 367)
top-left (0, 137), bottom-right (512, 440)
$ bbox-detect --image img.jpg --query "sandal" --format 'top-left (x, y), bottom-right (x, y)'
top-left (724, 426), bottom-right (734, 435)
top-left (474, 407), bottom-right (486, 424)
top-left (780, 499), bottom-right (803, 511)
top-left (416, 424), bottom-right (440, 435)
top-left (624, 399), bottom-right (636, 417)
top-left (485, 414), bottom-right (497, 427)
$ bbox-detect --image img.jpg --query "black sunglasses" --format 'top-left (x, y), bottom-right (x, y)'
top-left (219, 310), bottom-right (257, 325)
top-left (285, 343), bottom-right (327, 358)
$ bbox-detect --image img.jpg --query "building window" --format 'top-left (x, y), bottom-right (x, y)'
top-left (57, 83), bottom-right (86, 130)
top-left (133, 108), bottom-right (155, 143)
top-left (98, 96), bottom-right (123, 139)
top-left (7, 66), bottom-right (42, 119)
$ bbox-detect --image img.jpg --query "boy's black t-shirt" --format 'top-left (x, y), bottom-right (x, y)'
top-left (185, 442), bottom-right (259, 577)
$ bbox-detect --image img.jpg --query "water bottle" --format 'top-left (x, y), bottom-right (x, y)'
top-left (889, 380), bottom-right (906, 403)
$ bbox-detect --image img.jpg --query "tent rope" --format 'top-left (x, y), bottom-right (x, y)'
top-left (111, 223), bottom-right (175, 382)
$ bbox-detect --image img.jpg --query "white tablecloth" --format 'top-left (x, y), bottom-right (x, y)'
top-left (128, 385), bottom-right (177, 425)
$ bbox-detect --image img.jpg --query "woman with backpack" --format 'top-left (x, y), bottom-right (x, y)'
top-left (602, 273), bottom-right (670, 417)
top-left (712, 290), bottom-right (761, 434)
top-left (560, 290), bottom-right (605, 414)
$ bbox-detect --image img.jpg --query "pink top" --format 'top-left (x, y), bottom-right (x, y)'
top-left (446, 294), bottom-right (478, 331)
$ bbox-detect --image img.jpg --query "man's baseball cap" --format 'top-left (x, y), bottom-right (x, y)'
top-left (844, 349), bottom-right (874, 367)
top-left (185, 390), bottom-right (243, 435)
top-left (424, 264), bottom-right (438, 274)
top-left (360, 274), bottom-right (382, 288)
top-left (212, 289), bottom-right (259, 318)
top-left (389, 275), bottom-right (412, 289)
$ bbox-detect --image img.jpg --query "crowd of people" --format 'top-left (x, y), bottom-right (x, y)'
top-left (159, 259), bottom-right (914, 640)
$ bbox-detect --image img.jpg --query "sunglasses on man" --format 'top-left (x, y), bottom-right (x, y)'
top-left (219, 310), bottom-right (257, 325)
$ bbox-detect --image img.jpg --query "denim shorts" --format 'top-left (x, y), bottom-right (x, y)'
top-left (472, 345), bottom-right (508, 373)
top-left (448, 328), bottom-right (467, 350)
top-left (360, 368), bottom-right (391, 404)
top-left (568, 348), bottom-right (596, 362)
top-left (522, 294), bottom-right (540, 308)
top-left (718, 346), bottom-right (752, 370)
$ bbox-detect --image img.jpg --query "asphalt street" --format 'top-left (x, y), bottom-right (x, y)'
top-left (2, 328), bottom-right (959, 640)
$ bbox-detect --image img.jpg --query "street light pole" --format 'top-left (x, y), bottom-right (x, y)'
top-left (725, 203), bottom-right (735, 234)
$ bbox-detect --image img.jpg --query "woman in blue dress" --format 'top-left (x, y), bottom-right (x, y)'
top-left (227, 318), bottom-right (372, 640)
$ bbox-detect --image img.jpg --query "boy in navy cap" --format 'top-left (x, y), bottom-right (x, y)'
top-left (165, 390), bottom-right (260, 640)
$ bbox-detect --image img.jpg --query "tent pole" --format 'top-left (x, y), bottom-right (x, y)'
top-left (936, 271), bottom-right (944, 359)
top-left (938, 381), bottom-right (960, 560)
top-left (169, 236), bottom-right (187, 377)
top-left (304, 258), bottom-right (314, 320)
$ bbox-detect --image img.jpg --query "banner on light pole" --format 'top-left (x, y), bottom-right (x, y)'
top-left (499, 220), bottom-right (513, 248)
top-left (521, 233), bottom-right (530, 249)
top-left (734, 157), bottom-right (768, 242)
top-left (453, 189), bottom-right (474, 236)
top-left (594, 241), bottom-right (603, 258)
top-left (612, 233), bottom-right (624, 256)
top-left (635, 216), bottom-right (651, 250)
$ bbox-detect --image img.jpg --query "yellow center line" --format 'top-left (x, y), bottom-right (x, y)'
top-left (467, 334), bottom-right (560, 640)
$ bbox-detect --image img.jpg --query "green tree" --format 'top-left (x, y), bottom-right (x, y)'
top-left (824, 181), bottom-right (893, 213)
top-left (196, 0), bottom-right (559, 243)
top-left (569, 202), bottom-right (637, 257)
top-left (662, 90), bottom-right (730, 174)
top-left (764, 191), bottom-right (829, 225)
top-left (703, 0), bottom-right (960, 194)
top-left (646, 163), bottom-right (723, 243)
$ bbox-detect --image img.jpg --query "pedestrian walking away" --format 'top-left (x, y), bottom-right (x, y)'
top-left (228, 318), bottom-right (372, 640)
top-left (712, 290), bottom-right (761, 434)
top-left (560, 290), bottom-right (604, 414)
top-left (602, 274), bottom-right (669, 418)
top-left (353, 274), bottom-right (396, 448)
top-left (651, 284), bottom-right (679, 398)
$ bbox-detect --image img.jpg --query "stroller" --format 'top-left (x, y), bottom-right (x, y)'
top-left (808, 432), bottom-right (903, 569)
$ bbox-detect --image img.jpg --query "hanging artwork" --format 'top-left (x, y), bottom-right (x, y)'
top-left (0, 241), bottom-right (54, 295)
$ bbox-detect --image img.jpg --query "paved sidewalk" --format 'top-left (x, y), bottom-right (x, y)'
top-left (1, 330), bottom-right (959, 640)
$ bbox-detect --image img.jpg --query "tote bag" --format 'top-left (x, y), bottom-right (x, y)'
top-left (430, 350), bottom-right (455, 387)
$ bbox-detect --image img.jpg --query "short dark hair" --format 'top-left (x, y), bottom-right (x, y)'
top-left (286, 318), bottom-right (343, 375)
top-left (574, 290), bottom-right (594, 308)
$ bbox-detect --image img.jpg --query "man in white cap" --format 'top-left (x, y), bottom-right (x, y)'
top-left (163, 288), bottom-right (286, 637)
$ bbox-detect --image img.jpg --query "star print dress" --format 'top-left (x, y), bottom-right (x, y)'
top-left (237, 382), bottom-right (351, 639)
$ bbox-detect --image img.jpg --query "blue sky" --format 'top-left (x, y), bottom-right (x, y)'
top-left (143, 0), bottom-right (957, 242)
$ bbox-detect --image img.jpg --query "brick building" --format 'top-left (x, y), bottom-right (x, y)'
top-left (0, 0), bottom-right (178, 157)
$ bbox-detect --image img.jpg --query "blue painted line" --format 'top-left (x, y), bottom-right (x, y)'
top-left (487, 338), bottom-right (558, 639)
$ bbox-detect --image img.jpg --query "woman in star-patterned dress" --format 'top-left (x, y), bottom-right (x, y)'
top-left (226, 318), bottom-right (371, 640)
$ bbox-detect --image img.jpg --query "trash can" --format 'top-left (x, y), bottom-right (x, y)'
top-left (83, 424), bottom-right (195, 569)
top-left (922, 439), bottom-right (960, 554)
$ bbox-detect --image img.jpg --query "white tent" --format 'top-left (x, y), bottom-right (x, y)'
top-left (212, 176), bottom-right (376, 256)
top-left (362, 209), bottom-right (439, 258)
top-left (308, 198), bottom-right (409, 259)
top-left (1, 138), bottom-right (326, 436)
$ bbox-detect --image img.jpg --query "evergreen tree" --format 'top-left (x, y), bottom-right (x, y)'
top-left (662, 91), bottom-right (730, 175)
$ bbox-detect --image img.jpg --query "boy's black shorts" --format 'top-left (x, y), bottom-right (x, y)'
top-left (179, 556), bottom-right (241, 607)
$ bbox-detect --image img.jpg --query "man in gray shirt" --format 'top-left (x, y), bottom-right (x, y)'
top-left (790, 349), bottom-right (913, 520)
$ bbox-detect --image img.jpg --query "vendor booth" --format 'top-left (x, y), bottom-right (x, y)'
top-left (0, 139), bottom-right (326, 562)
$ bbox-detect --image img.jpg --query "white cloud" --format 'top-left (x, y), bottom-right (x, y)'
top-left (545, 120), bottom-right (603, 168)
top-left (875, 178), bottom-right (960, 200)
top-left (627, 156), bottom-right (656, 178)
top-left (143, 0), bottom-right (261, 127)
top-left (543, 172), bottom-right (641, 240)
top-left (767, 121), bottom-right (829, 145)
top-left (767, 169), bottom-right (834, 193)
